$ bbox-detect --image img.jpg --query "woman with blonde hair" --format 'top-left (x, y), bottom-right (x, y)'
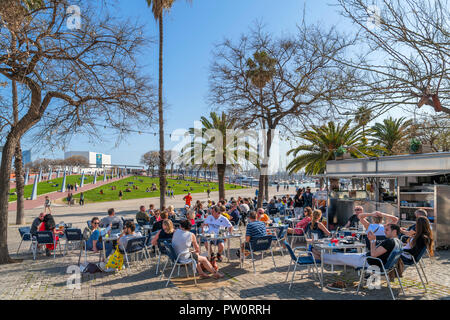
top-left (151, 219), bottom-right (175, 246)
top-left (167, 205), bottom-right (176, 220)
top-left (305, 209), bottom-right (331, 239)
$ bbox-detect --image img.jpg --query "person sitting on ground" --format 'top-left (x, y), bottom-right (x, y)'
top-left (400, 209), bottom-right (428, 239)
top-left (287, 207), bottom-right (313, 235)
top-left (151, 219), bottom-right (175, 246)
top-left (311, 224), bottom-right (403, 270)
top-left (401, 216), bottom-right (434, 265)
top-left (236, 211), bottom-right (267, 259)
top-left (358, 211), bottom-right (399, 236)
top-left (100, 208), bottom-right (123, 230)
top-left (304, 209), bottom-right (331, 239)
top-left (202, 205), bottom-right (234, 262)
top-left (118, 221), bottom-right (142, 251)
top-left (172, 219), bottom-right (224, 279)
top-left (86, 217), bottom-right (113, 258)
top-left (256, 208), bottom-right (271, 225)
top-left (152, 210), bottom-right (169, 232)
top-left (136, 205), bottom-right (151, 224)
top-left (30, 212), bottom-right (45, 236)
top-left (344, 205), bottom-right (364, 229)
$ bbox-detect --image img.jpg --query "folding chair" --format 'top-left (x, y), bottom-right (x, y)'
top-left (32, 231), bottom-right (62, 260)
top-left (270, 225), bottom-right (288, 256)
top-left (119, 236), bottom-right (150, 269)
top-left (155, 237), bottom-right (171, 275)
top-left (356, 247), bottom-right (405, 300)
top-left (17, 227), bottom-right (33, 255)
top-left (159, 241), bottom-right (197, 287)
top-left (283, 240), bottom-right (321, 290)
top-left (243, 235), bottom-right (277, 274)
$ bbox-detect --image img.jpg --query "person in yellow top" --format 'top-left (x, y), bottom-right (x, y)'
top-left (256, 208), bottom-right (271, 225)
top-left (219, 205), bottom-right (231, 220)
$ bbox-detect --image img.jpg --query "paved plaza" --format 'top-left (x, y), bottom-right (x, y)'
top-left (2, 187), bottom-right (450, 300)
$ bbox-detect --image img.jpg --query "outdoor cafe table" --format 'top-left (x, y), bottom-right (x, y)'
top-left (197, 232), bottom-right (243, 267)
top-left (312, 239), bottom-right (366, 290)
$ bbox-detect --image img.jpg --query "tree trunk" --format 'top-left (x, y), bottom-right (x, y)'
top-left (12, 80), bottom-right (25, 225)
top-left (264, 174), bottom-right (269, 201)
top-left (0, 135), bottom-right (18, 264)
top-left (217, 164), bottom-right (226, 200)
top-left (257, 172), bottom-right (265, 208)
top-left (14, 144), bottom-right (25, 225)
top-left (158, 15), bottom-right (166, 210)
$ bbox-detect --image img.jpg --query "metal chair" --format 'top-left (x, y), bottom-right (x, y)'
top-left (32, 231), bottom-right (62, 260)
top-left (62, 228), bottom-right (85, 263)
top-left (159, 241), bottom-right (197, 287)
top-left (17, 227), bottom-right (33, 255)
top-left (118, 236), bottom-right (150, 269)
top-left (401, 247), bottom-right (428, 292)
top-left (270, 225), bottom-right (288, 256)
top-left (155, 237), bottom-right (171, 275)
top-left (289, 226), bottom-right (306, 248)
top-left (356, 246), bottom-right (405, 300)
top-left (283, 240), bottom-right (321, 290)
top-left (243, 235), bottom-right (277, 274)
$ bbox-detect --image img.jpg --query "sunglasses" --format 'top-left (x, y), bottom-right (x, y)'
top-left (93, 222), bottom-right (99, 225)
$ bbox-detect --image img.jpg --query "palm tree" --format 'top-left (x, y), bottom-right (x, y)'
top-left (286, 120), bottom-right (379, 190)
top-left (146, 0), bottom-right (191, 209)
top-left (370, 117), bottom-right (413, 155)
top-left (181, 112), bottom-right (256, 200)
top-left (246, 50), bottom-right (277, 206)
top-left (354, 106), bottom-right (372, 137)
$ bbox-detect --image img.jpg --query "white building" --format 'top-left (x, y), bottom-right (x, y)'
top-left (64, 151), bottom-right (111, 172)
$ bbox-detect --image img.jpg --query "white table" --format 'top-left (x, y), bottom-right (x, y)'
top-left (312, 240), bottom-right (366, 290)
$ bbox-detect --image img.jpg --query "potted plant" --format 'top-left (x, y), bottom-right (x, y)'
top-left (334, 146), bottom-right (346, 160)
top-left (409, 138), bottom-right (422, 154)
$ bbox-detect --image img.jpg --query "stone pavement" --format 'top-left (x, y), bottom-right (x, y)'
top-left (2, 186), bottom-right (449, 300)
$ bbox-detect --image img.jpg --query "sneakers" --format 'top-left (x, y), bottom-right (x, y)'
top-left (216, 253), bottom-right (223, 262)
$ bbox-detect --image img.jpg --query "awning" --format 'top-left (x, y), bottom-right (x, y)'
top-left (323, 171), bottom-right (449, 178)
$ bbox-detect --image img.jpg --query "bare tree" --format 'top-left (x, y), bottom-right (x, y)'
top-left (337, 0), bottom-right (450, 116)
top-left (209, 23), bottom-right (359, 207)
top-left (0, 0), bottom-right (155, 264)
top-left (141, 151), bottom-right (160, 177)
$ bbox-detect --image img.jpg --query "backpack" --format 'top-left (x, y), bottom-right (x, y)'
top-left (83, 226), bottom-right (93, 240)
top-left (82, 263), bottom-right (103, 274)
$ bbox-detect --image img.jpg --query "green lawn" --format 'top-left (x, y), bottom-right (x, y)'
top-left (9, 174), bottom-right (95, 202)
top-left (71, 176), bottom-right (247, 204)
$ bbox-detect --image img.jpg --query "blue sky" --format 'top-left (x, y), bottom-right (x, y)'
top-left (15, 0), bottom-right (411, 167)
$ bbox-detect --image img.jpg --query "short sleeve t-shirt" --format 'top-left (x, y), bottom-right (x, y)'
top-left (229, 209), bottom-right (240, 223)
top-left (204, 215), bottom-right (232, 234)
top-left (347, 214), bottom-right (360, 228)
top-left (184, 195), bottom-right (192, 206)
top-left (373, 238), bottom-right (398, 266)
top-left (86, 229), bottom-right (101, 248)
top-left (246, 221), bottom-right (267, 239)
top-left (259, 214), bottom-right (270, 223)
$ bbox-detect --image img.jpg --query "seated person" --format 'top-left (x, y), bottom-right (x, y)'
top-left (401, 216), bottom-right (434, 265)
top-left (256, 208), bottom-right (271, 225)
top-left (86, 217), bottom-right (113, 258)
top-left (118, 221), bottom-right (142, 251)
top-left (304, 209), bottom-right (331, 239)
top-left (287, 207), bottom-right (312, 235)
top-left (227, 201), bottom-right (241, 225)
top-left (152, 211), bottom-right (169, 232)
top-left (358, 211), bottom-right (399, 236)
top-left (236, 211), bottom-right (267, 258)
top-left (219, 205), bottom-right (231, 220)
top-left (400, 209), bottom-right (428, 239)
top-left (202, 205), bottom-right (233, 262)
top-left (30, 212), bottom-right (45, 236)
top-left (172, 219), bottom-right (224, 279)
top-left (187, 210), bottom-right (196, 226)
top-left (136, 205), bottom-right (151, 223)
top-left (267, 199), bottom-right (278, 215)
top-left (344, 206), bottom-right (364, 229)
top-left (39, 213), bottom-right (63, 256)
top-left (151, 220), bottom-right (175, 247)
top-left (312, 224), bottom-right (403, 270)
top-left (100, 208), bottom-right (123, 231)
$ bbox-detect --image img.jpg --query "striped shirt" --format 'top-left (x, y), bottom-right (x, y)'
top-left (246, 221), bottom-right (267, 239)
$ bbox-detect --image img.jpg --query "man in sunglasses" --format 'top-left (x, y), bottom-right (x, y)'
top-left (344, 206), bottom-right (364, 228)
